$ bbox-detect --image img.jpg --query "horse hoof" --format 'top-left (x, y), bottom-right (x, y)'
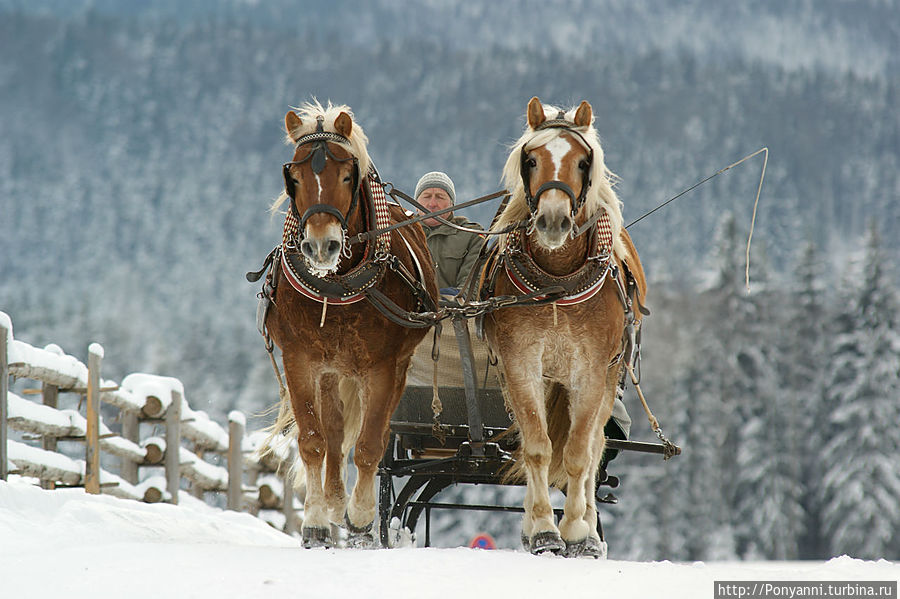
top-left (530, 531), bottom-right (565, 556)
top-left (344, 514), bottom-right (376, 549)
top-left (302, 526), bottom-right (333, 549)
top-left (521, 534), bottom-right (531, 551)
top-left (565, 536), bottom-right (607, 559)
top-left (347, 530), bottom-right (377, 549)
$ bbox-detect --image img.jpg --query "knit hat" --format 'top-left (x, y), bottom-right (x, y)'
top-left (414, 171), bottom-right (456, 204)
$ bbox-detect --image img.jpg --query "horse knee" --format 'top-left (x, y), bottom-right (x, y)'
top-left (353, 440), bottom-right (384, 470)
top-left (523, 441), bottom-right (552, 470)
top-left (299, 438), bottom-right (325, 466)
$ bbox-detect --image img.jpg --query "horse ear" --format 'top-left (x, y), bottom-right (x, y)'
top-left (334, 112), bottom-right (353, 138)
top-left (573, 101), bottom-right (592, 128)
top-left (285, 111), bottom-right (302, 141)
top-left (527, 97), bottom-right (546, 129)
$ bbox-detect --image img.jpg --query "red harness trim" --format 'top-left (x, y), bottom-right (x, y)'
top-left (504, 258), bottom-right (609, 306)
top-left (503, 210), bottom-right (614, 306)
top-left (279, 168), bottom-right (391, 305)
top-left (280, 251), bottom-right (369, 305)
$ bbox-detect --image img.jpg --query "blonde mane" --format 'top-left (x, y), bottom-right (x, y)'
top-left (271, 100), bottom-right (371, 214)
top-left (493, 103), bottom-right (625, 259)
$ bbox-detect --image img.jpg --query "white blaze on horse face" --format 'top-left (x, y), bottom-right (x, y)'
top-left (545, 136), bottom-right (573, 179)
top-left (314, 172), bottom-right (324, 203)
top-left (533, 136), bottom-right (577, 250)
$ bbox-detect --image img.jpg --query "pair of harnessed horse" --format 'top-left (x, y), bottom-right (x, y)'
top-left (248, 112), bottom-right (648, 432)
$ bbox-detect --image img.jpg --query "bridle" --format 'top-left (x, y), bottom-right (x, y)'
top-left (519, 113), bottom-right (594, 219)
top-left (282, 116), bottom-right (362, 241)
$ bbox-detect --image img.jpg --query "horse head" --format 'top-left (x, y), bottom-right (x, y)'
top-left (282, 104), bottom-right (369, 274)
top-left (497, 97), bottom-right (624, 258)
top-left (520, 97), bottom-right (595, 249)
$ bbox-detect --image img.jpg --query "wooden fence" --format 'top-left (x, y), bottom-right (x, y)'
top-left (0, 311), bottom-right (301, 533)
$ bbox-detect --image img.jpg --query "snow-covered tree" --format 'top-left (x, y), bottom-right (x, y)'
top-left (820, 224), bottom-right (900, 558)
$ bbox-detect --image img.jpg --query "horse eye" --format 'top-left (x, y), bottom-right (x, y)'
top-left (578, 159), bottom-right (589, 171)
top-left (343, 175), bottom-right (352, 183)
top-left (527, 157), bottom-right (537, 168)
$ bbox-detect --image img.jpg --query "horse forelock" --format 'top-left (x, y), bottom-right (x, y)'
top-left (494, 104), bottom-right (625, 259)
top-left (271, 100), bottom-right (371, 215)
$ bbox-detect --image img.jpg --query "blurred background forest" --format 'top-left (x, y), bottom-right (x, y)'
top-left (1, 0), bottom-right (898, 560)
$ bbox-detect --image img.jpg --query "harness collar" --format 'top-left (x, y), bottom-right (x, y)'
top-left (280, 168), bottom-right (393, 304)
top-left (501, 209), bottom-right (615, 306)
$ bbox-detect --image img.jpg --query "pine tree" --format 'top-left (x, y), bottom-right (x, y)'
top-left (784, 242), bottom-right (830, 558)
top-left (820, 224), bottom-right (900, 559)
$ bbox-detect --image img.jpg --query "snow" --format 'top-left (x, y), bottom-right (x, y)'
top-left (6, 391), bottom-right (73, 435)
top-left (228, 410), bottom-right (246, 427)
top-left (0, 311), bottom-right (12, 345)
top-left (1, 480), bottom-right (896, 599)
top-left (121, 372), bottom-right (183, 414)
top-left (7, 339), bottom-right (87, 383)
top-left (181, 405), bottom-right (229, 452)
top-left (88, 342), bottom-right (104, 359)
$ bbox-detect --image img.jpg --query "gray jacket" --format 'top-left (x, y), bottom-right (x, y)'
top-left (423, 216), bottom-right (485, 289)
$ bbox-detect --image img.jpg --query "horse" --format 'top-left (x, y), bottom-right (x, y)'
top-left (479, 97), bottom-right (647, 557)
top-left (259, 102), bottom-right (438, 548)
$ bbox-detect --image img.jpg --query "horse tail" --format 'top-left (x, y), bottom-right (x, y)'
top-left (544, 382), bottom-right (572, 489)
top-left (500, 381), bottom-right (572, 490)
top-left (338, 377), bottom-right (363, 456)
top-left (253, 384), bottom-right (307, 493)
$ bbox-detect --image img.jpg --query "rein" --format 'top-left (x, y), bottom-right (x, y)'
top-left (348, 186), bottom-right (521, 246)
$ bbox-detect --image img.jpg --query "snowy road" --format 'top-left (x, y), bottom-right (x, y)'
top-left (1, 481), bottom-right (896, 599)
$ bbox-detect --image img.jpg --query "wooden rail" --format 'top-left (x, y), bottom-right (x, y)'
top-left (1, 311), bottom-right (301, 532)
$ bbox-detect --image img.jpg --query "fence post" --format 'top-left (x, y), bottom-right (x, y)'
top-left (165, 388), bottom-right (182, 504)
top-left (121, 410), bottom-right (139, 485)
top-left (1, 322), bottom-right (8, 481)
top-left (41, 383), bottom-right (59, 489)
top-left (84, 343), bottom-right (103, 494)
top-left (227, 410), bottom-right (245, 511)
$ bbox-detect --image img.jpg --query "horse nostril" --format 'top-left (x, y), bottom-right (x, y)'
top-left (300, 240), bottom-right (313, 257)
top-left (327, 240), bottom-right (341, 255)
top-left (560, 217), bottom-right (573, 233)
top-left (536, 215), bottom-right (547, 231)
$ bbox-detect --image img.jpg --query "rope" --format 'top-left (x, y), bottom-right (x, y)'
top-left (625, 362), bottom-right (678, 460)
top-left (266, 343), bottom-right (289, 403)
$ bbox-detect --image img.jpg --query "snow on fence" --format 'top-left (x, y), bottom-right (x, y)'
top-left (0, 311), bottom-right (301, 533)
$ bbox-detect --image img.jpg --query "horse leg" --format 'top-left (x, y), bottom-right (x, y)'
top-left (521, 482), bottom-right (535, 550)
top-left (564, 365), bottom-right (617, 558)
top-left (578, 447), bottom-right (608, 559)
top-left (345, 359), bottom-right (406, 547)
top-left (505, 359), bottom-right (563, 555)
top-left (285, 367), bottom-right (331, 548)
top-left (319, 373), bottom-right (348, 528)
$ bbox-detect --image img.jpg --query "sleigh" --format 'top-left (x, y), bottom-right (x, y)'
top-left (377, 306), bottom-right (678, 549)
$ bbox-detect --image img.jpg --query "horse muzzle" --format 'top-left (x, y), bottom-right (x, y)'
top-left (533, 195), bottom-right (575, 250)
top-left (300, 224), bottom-right (344, 273)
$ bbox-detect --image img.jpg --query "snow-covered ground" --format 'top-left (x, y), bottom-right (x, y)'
top-left (1, 480), bottom-right (896, 599)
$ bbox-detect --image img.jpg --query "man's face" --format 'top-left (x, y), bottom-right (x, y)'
top-left (417, 187), bottom-right (453, 227)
